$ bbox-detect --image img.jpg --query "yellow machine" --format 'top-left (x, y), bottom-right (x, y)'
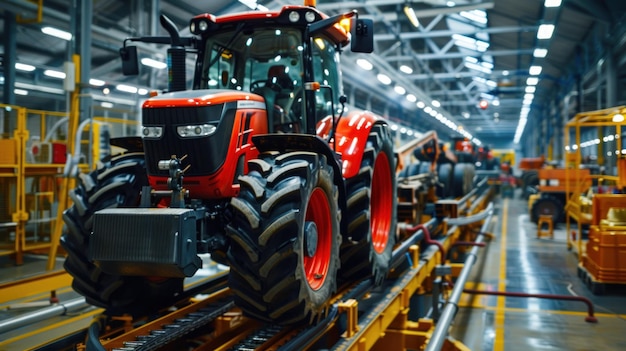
top-left (561, 106), bottom-right (626, 293)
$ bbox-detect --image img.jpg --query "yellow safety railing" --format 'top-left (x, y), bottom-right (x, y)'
top-left (0, 103), bottom-right (140, 267)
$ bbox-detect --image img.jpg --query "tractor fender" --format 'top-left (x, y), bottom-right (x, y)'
top-left (251, 133), bottom-right (347, 214)
top-left (333, 110), bottom-right (387, 179)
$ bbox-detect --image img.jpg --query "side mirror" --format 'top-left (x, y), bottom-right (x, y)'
top-left (351, 18), bottom-right (373, 53)
top-left (119, 46), bottom-right (139, 76)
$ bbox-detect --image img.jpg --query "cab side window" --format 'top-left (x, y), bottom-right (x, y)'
top-left (311, 37), bottom-right (342, 123)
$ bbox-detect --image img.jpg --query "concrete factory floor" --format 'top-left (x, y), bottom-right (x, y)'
top-left (450, 190), bottom-right (626, 351)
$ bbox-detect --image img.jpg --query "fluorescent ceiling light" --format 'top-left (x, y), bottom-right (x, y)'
top-left (141, 58), bottom-right (167, 69)
top-left (524, 93), bottom-right (535, 100)
top-left (544, 0), bottom-right (562, 7)
top-left (533, 48), bottom-right (548, 57)
top-left (537, 24), bottom-right (555, 39)
top-left (417, 101), bottom-right (426, 109)
top-left (90, 78), bottom-right (106, 86)
top-left (432, 100), bottom-right (441, 107)
top-left (356, 58), bottom-right (373, 70)
top-left (526, 77), bottom-right (539, 85)
top-left (453, 34), bottom-right (489, 52)
top-left (44, 69), bottom-right (66, 79)
top-left (394, 85), bottom-right (406, 95)
top-left (399, 65), bottom-right (413, 74)
top-left (404, 5), bottom-right (420, 28)
top-left (14, 89), bottom-right (28, 96)
top-left (529, 65), bottom-right (542, 75)
top-left (406, 94), bottom-right (417, 102)
top-left (525, 86), bottom-right (536, 93)
top-left (447, 1), bottom-right (456, 7)
top-left (613, 114), bottom-right (625, 123)
top-left (100, 102), bottom-right (114, 108)
top-left (41, 26), bottom-right (72, 41)
top-left (15, 63), bottom-right (36, 71)
top-left (464, 61), bottom-right (492, 74)
top-left (238, 0), bottom-right (267, 11)
top-left (116, 84), bottom-right (138, 93)
top-left (377, 73), bottom-right (392, 85)
top-left (459, 10), bottom-right (488, 25)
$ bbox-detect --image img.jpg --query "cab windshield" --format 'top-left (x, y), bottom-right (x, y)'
top-left (201, 27), bottom-right (303, 95)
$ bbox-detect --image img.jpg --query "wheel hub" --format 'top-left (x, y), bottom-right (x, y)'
top-left (304, 221), bottom-right (318, 257)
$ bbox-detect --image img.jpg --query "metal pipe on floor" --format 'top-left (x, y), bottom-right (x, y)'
top-left (0, 297), bottom-right (88, 334)
top-left (425, 202), bottom-right (494, 351)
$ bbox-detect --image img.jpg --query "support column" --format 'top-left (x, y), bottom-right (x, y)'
top-left (3, 13), bottom-right (17, 105)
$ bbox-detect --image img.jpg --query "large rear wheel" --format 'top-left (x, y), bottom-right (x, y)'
top-left (339, 124), bottom-right (397, 286)
top-left (227, 151), bottom-right (340, 325)
top-left (61, 153), bottom-right (183, 317)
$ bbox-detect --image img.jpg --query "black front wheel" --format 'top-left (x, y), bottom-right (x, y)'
top-left (227, 151), bottom-right (341, 325)
top-left (61, 153), bottom-right (183, 317)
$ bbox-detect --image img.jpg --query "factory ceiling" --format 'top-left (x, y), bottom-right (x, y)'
top-left (1, 0), bottom-right (625, 148)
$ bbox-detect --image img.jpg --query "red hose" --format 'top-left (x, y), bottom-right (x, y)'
top-left (403, 224), bottom-right (446, 262)
top-left (462, 288), bottom-right (598, 323)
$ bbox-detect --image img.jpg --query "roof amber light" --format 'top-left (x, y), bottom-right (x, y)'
top-left (305, 82), bottom-right (321, 91)
top-left (339, 17), bottom-right (351, 33)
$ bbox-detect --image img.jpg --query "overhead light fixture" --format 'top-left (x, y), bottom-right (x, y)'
top-left (529, 65), bottom-right (542, 75)
top-left (43, 69), bottom-right (66, 79)
top-left (417, 101), bottom-right (426, 109)
top-left (533, 48), bottom-right (548, 58)
top-left (613, 114), bottom-right (625, 123)
top-left (432, 100), bottom-right (441, 107)
top-left (377, 73), bottom-right (392, 85)
top-left (116, 84), bottom-right (138, 93)
top-left (41, 26), bottom-right (72, 41)
top-left (90, 78), bottom-right (106, 86)
top-left (15, 63), bottom-right (36, 71)
top-left (141, 58), bottom-right (167, 69)
top-left (399, 65), bottom-right (413, 74)
top-left (459, 10), bottom-right (488, 25)
top-left (544, 0), bottom-right (562, 7)
top-left (537, 24), bottom-right (555, 39)
top-left (356, 58), bottom-right (373, 70)
top-left (238, 0), bottom-right (268, 11)
top-left (453, 34), bottom-right (489, 52)
top-left (406, 94), bottom-right (417, 102)
top-left (404, 4), bottom-right (420, 28)
top-left (394, 85), bottom-right (406, 95)
top-left (526, 77), bottom-right (539, 85)
top-left (14, 89), bottom-right (28, 96)
top-left (525, 86), bottom-right (536, 93)
top-left (100, 102), bottom-right (114, 108)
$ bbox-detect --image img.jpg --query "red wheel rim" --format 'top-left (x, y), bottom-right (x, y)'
top-left (371, 152), bottom-right (392, 254)
top-left (304, 187), bottom-right (332, 291)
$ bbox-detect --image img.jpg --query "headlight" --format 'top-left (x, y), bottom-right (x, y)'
top-left (142, 126), bottom-right (163, 138)
top-left (177, 124), bottom-right (217, 138)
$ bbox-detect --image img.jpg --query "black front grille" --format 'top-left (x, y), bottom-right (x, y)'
top-left (142, 103), bottom-right (236, 176)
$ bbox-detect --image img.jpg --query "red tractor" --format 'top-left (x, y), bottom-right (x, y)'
top-left (61, 3), bottom-right (397, 325)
